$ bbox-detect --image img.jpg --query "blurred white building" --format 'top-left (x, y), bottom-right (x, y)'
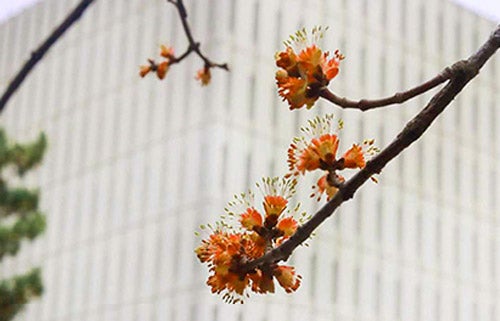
top-left (0, 0), bottom-right (499, 320)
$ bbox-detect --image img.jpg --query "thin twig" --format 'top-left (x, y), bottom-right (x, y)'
top-left (241, 24), bottom-right (500, 273)
top-left (0, 0), bottom-right (96, 114)
top-left (167, 0), bottom-right (229, 70)
top-left (319, 67), bottom-right (453, 111)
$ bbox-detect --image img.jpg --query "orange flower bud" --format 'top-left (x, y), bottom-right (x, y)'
top-left (298, 44), bottom-right (322, 68)
top-left (342, 144), bottom-right (366, 169)
top-left (160, 45), bottom-right (175, 59)
top-left (296, 147), bottom-right (320, 173)
top-left (277, 217), bottom-right (298, 237)
top-left (274, 265), bottom-right (301, 293)
top-left (139, 65), bottom-right (152, 78)
top-left (322, 54), bottom-right (340, 80)
top-left (240, 208), bottom-right (263, 230)
top-left (276, 76), bottom-right (316, 110)
top-left (315, 134), bottom-right (340, 165)
top-left (195, 67), bottom-right (211, 86)
top-left (276, 46), bottom-right (298, 73)
top-left (156, 61), bottom-right (169, 80)
top-left (315, 174), bottom-right (344, 201)
top-left (263, 195), bottom-right (288, 218)
top-left (249, 270), bottom-right (275, 294)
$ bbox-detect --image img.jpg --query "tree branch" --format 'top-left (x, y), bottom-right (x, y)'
top-left (319, 66), bottom-right (453, 111)
top-left (0, 0), bottom-right (96, 114)
top-left (167, 0), bottom-right (229, 70)
top-left (241, 24), bottom-right (500, 273)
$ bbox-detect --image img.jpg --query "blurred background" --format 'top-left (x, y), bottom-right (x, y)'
top-left (0, 0), bottom-right (499, 320)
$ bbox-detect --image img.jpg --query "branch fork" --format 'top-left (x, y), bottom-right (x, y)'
top-left (166, 0), bottom-right (229, 71)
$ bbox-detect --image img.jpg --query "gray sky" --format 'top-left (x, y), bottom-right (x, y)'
top-left (0, 0), bottom-right (499, 24)
top-left (453, 0), bottom-right (500, 22)
top-left (0, 0), bottom-right (39, 22)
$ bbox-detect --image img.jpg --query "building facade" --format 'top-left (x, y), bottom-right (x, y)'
top-left (0, 0), bottom-right (499, 320)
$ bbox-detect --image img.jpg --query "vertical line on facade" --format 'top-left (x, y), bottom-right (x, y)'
top-left (331, 259), bottom-right (338, 304)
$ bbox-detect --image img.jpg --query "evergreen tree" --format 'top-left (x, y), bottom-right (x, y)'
top-left (0, 129), bottom-right (47, 321)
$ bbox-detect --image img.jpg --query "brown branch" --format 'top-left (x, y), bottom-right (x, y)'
top-left (319, 67), bottom-right (452, 111)
top-left (167, 0), bottom-right (229, 70)
top-left (0, 0), bottom-right (96, 114)
top-left (241, 24), bottom-right (500, 273)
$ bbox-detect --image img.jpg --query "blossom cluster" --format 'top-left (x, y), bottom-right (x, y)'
top-left (287, 114), bottom-right (378, 201)
top-left (139, 45), bottom-right (175, 80)
top-left (275, 27), bottom-right (344, 110)
top-left (196, 114), bottom-right (377, 302)
top-left (196, 28), bottom-right (379, 303)
top-left (140, 45), bottom-right (211, 85)
top-left (195, 177), bottom-right (304, 303)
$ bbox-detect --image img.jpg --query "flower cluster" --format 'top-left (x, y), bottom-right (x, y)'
top-left (275, 27), bottom-right (344, 110)
top-left (287, 114), bottom-right (378, 200)
top-left (140, 45), bottom-right (212, 85)
top-left (195, 177), bottom-right (305, 303)
top-left (195, 27), bottom-right (380, 303)
top-left (139, 45), bottom-right (175, 80)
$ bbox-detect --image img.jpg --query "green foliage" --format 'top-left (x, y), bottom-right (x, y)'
top-left (0, 129), bottom-right (47, 321)
top-left (0, 130), bottom-right (47, 176)
top-left (0, 212), bottom-right (46, 260)
top-left (0, 183), bottom-right (39, 217)
top-left (0, 269), bottom-right (43, 321)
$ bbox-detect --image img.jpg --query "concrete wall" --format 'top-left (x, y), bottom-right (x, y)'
top-left (0, 0), bottom-right (499, 320)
